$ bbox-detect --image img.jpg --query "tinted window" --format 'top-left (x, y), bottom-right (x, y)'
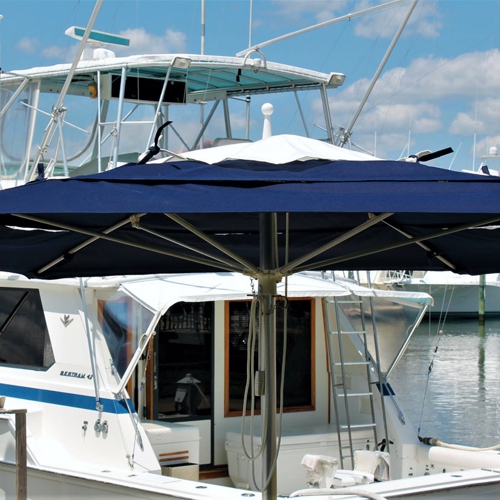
top-left (0, 287), bottom-right (54, 369)
top-left (157, 301), bottom-right (213, 419)
top-left (227, 299), bottom-right (313, 414)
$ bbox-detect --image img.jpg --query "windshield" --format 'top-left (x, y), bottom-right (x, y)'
top-left (97, 290), bottom-right (155, 378)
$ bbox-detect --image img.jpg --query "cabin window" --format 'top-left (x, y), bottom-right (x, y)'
top-left (0, 287), bottom-right (54, 369)
top-left (156, 301), bottom-right (213, 420)
top-left (226, 299), bottom-right (314, 416)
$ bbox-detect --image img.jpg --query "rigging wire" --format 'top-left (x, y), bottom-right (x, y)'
top-left (417, 283), bottom-right (454, 437)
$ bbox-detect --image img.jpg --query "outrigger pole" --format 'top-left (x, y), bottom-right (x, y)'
top-left (29, 0), bottom-right (105, 180)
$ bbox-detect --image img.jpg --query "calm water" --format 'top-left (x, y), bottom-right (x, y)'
top-left (389, 317), bottom-right (500, 448)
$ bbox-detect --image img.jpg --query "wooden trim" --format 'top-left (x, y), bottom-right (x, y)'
top-left (159, 450), bottom-right (190, 457)
top-left (321, 297), bottom-right (331, 424)
top-left (224, 301), bottom-right (230, 418)
top-left (199, 465), bottom-right (229, 480)
top-left (159, 456), bottom-right (190, 463)
top-left (224, 297), bottom-right (316, 418)
top-left (310, 297), bottom-right (316, 411)
top-left (159, 450), bottom-right (190, 463)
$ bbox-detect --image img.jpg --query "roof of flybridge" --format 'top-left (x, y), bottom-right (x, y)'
top-left (0, 54), bottom-right (345, 101)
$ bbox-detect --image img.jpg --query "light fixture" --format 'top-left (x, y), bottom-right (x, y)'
top-left (327, 72), bottom-right (346, 88)
top-left (171, 57), bottom-right (192, 69)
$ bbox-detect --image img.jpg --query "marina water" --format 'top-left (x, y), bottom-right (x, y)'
top-left (390, 317), bottom-right (500, 448)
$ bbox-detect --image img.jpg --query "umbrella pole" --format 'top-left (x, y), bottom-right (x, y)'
top-left (259, 214), bottom-right (278, 500)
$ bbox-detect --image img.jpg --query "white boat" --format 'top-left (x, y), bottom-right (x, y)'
top-left (2, 270), bottom-right (499, 500)
top-left (366, 271), bottom-right (500, 317)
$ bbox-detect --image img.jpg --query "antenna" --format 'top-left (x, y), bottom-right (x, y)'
top-left (65, 26), bottom-right (130, 47)
top-left (201, 0), bottom-right (205, 55)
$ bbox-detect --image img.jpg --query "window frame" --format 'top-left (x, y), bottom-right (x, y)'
top-left (224, 297), bottom-right (316, 417)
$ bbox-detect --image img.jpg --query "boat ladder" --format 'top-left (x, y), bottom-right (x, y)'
top-left (324, 295), bottom-right (389, 469)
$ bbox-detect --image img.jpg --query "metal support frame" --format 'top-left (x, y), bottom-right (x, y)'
top-left (339, 0), bottom-right (420, 147)
top-left (259, 213), bottom-right (278, 499)
top-left (111, 66), bottom-right (127, 169)
top-left (14, 214), bottom-right (249, 275)
top-left (190, 99), bottom-right (221, 150)
top-left (293, 215), bottom-right (500, 272)
top-left (145, 66), bottom-right (174, 150)
top-left (236, 0), bottom-right (409, 57)
top-left (79, 278), bottom-right (102, 412)
top-left (223, 98), bottom-right (232, 139)
top-left (29, 0), bottom-right (105, 176)
top-left (0, 78), bottom-right (30, 120)
top-left (293, 90), bottom-right (310, 138)
top-left (320, 84), bottom-right (334, 144)
top-left (281, 213), bottom-right (393, 274)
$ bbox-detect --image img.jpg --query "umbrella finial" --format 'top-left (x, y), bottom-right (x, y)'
top-left (261, 103), bottom-right (274, 139)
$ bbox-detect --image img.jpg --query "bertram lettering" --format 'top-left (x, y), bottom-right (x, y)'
top-left (60, 371), bottom-right (93, 380)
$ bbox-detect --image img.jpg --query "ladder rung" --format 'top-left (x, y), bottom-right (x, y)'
top-left (339, 423), bottom-right (376, 429)
top-left (329, 330), bottom-right (366, 335)
top-left (332, 361), bottom-right (369, 366)
top-left (338, 392), bottom-right (373, 397)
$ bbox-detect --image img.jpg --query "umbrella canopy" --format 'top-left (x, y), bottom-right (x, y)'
top-left (0, 142), bottom-right (500, 279)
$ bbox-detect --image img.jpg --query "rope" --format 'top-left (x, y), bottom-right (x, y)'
top-left (422, 437), bottom-right (500, 452)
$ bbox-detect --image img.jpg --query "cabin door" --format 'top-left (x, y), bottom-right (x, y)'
top-left (151, 301), bottom-right (214, 466)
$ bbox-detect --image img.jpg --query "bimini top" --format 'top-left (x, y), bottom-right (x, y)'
top-left (0, 53), bottom-right (346, 102)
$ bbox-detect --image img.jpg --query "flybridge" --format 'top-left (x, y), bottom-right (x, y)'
top-left (0, 48), bottom-right (345, 185)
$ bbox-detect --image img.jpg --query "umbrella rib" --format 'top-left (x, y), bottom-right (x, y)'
top-left (36, 214), bottom-right (147, 274)
top-left (13, 214), bottom-right (246, 275)
top-left (381, 219), bottom-right (457, 271)
top-left (292, 215), bottom-right (500, 272)
top-left (164, 213), bottom-right (261, 275)
top-left (134, 222), bottom-right (257, 272)
top-left (280, 212), bottom-right (394, 275)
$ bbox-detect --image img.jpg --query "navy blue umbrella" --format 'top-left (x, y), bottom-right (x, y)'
top-left (0, 157), bottom-right (498, 279)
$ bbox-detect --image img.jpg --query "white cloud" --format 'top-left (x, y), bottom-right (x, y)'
top-left (272, 0), bottom-right (350, 23)
top-left (41, 45), bottom-right (75, 61)
top-left (450, 98), bottom-right (500, 137)
top-left (16, 37), bottom-right (39, 54)
top-left (354, 0), bottom-right (442, 39)
top-left (114, 28), bottom-right (187, 56)
top-left (271, 0), bottom-right (441, 39)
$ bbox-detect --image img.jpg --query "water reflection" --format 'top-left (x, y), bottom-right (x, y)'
top-left (389, 317), bottom-right (500, 447)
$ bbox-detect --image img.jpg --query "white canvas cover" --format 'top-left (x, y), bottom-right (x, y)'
top-left (172, 134), bottom-right (381, 165)
top-left (110, 272), bottom-right (431, 315)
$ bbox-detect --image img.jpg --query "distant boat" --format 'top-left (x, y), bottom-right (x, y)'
top-left (367, 270), bottom-right (500, 317)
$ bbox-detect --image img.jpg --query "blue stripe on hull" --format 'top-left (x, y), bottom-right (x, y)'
top-left (0, 383), bottom-right (134, 414)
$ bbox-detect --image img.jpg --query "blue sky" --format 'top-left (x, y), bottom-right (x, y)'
top-left (1, 0), bottom-right (500, 170)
